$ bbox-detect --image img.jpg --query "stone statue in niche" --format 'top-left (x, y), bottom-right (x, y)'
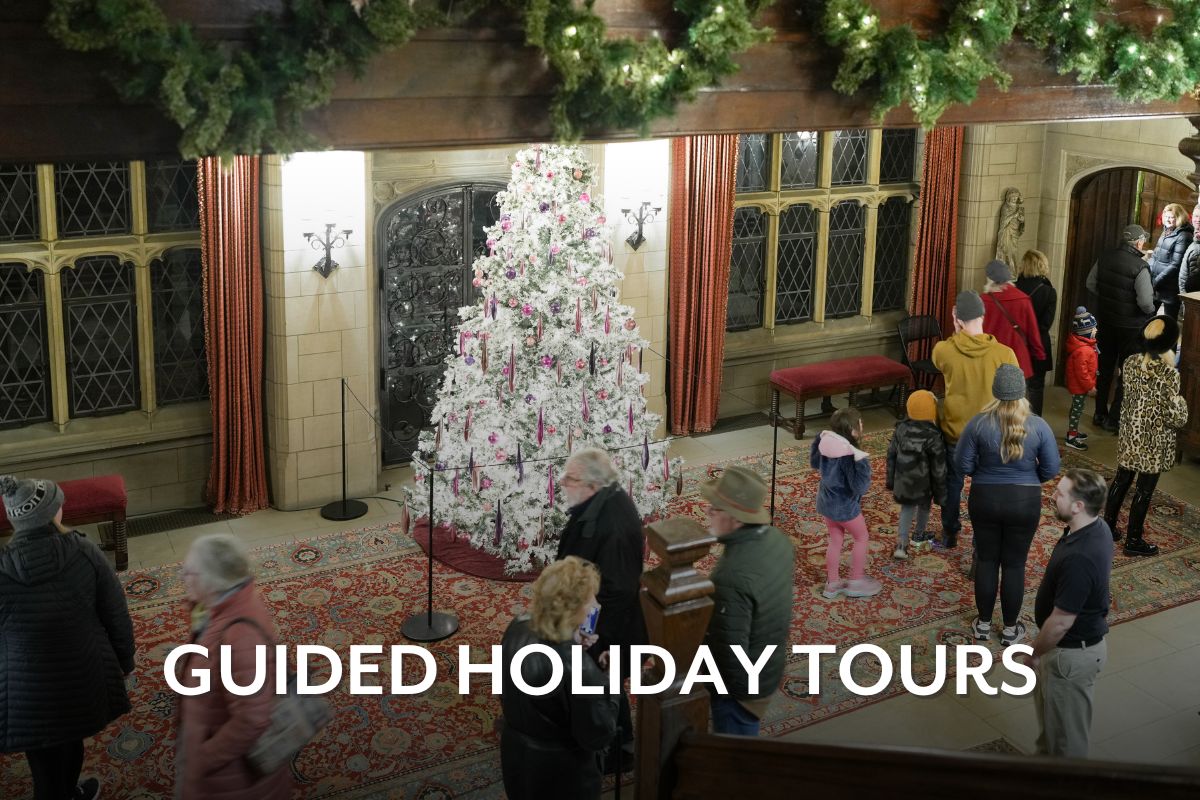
top-left (994, 187), bottom-right (1025, 269)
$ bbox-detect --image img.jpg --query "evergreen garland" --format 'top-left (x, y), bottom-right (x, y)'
top-left (42, 0), bottom-right (1200, 160)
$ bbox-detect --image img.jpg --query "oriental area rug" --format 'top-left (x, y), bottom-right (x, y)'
top-left (2, 434), bottom-right (1199, 799)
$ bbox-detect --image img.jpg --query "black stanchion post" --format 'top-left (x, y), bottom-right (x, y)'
top-left (320, 377), bottom-right (369, 521)
top-left (402, 455), bottom-right (460, 642)
top-left (770, 388), bottom-right (780, 522)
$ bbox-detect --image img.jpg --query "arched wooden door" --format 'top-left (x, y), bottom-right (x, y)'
top-left (1056, 169), bottom-right (1193, 384)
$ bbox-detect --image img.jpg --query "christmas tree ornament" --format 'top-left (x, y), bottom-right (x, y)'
top-left (508, 344), bottom-right (516, 392)
top-left (575, 298), bottom-right (582, 333)
top-left (628, 402), bottom-right (634, 434)
top-left (452, 469), bottom-right (459, 497)
top-left (604, 306), bottom-right (611, 334)
top-left (581, 388), bottom-right (590, 422)
top-left (642, 434), bottom-right (650, 469)
top-left (494, 504), bottom-right (503, 546)
top-left (589, 342), bottom-right (595, 375)
top-left (464, 409), bottom-right (472, 440)
top-left (435, 420), bottom-right (443, 449)
top-left (400, 502), bottom-right (411, 535)
top-left (548, 464), bottom-right (555, 506)
top-left (481, 337), bottom-right (489, 372)
top-left (617, 359), bottom-right (623, 387)
top-left (517, 442), bottom-right (524, 483)
top-left (537, 406), bottom-right (544, 444)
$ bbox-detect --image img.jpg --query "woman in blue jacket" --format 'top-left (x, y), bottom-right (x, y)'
top-left (957, 364), bottom-right (1060, 647)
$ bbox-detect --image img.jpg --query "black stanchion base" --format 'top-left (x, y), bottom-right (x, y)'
top-left (320, 499), bottom-right (370, 521)
top-left (402, 611), bottom-right (460, 642)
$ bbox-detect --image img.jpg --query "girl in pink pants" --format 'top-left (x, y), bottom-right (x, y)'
top-left (809, 408), bottom-right (883, 599)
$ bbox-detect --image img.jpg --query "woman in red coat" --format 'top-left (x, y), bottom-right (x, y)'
top-left (175, 534), bottom-right (292, 800)
top-left (982, 259), bottom-right (1046, 379)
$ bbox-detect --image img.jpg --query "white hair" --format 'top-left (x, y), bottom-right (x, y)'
top-left (566, 448), bottom-right (618, 488)
top-left (186, 533), bottom-right (253, 594)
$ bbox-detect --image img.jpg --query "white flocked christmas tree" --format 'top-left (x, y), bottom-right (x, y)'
top-left (405, 144), bottom-right (679, 574)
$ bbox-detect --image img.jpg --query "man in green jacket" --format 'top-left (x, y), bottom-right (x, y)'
top-left (700, 466), bottom-right (795, 736)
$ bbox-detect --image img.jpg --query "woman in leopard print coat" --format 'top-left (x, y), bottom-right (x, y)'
top-left (1106, 316), bottom-right (1189, 556)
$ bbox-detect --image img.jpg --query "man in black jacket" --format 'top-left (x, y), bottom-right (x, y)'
top-left (556, 448), bottom-right (645, 770)
top-left (1086, 224), bottom-right (1155, 431)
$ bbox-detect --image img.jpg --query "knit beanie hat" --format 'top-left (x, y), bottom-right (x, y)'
top-left (985, 259), bottom-right (1013, 284)
top-left (992, 363), bottom-right (1027, 402)
top-left (906, 390), bottom-right (938, 422)
top-left (955, 290), bottom-right (985, 322)
top-left (0, 474), bottom-right (65, 532)
top-left (1071, 306), bottom-right (1097, 336)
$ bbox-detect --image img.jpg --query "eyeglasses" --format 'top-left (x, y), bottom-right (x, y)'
top-left (561, 474), bottom-right (585, 486)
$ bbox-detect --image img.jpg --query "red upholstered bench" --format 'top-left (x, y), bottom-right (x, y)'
top-left (0, 474), bottom-right (128, 571)
top-left (770, 355), bottom-right (912, 439)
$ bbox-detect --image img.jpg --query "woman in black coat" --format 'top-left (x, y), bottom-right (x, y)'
top-left (1147, 202), bottom-right (1194, 319)
top-left (500, 556), bottom-right (619, 800)
top-left (1014, 249), bottom-right (1058, 417)
top-left (0, 475), bottom-right (134, 800)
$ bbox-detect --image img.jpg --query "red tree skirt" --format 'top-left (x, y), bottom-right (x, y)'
top-left (411, 519), bottom-right (542, 583)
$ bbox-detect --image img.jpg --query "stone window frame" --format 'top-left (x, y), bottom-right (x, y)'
top-left (0, 161), bottom-right (208, 463)
top-left (729, 129), bottom-right (919, 333)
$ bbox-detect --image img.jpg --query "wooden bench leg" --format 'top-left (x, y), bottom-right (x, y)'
top-left (794, 398), bottom-right (805, 440)
top-left (113, 515), bottom-right (128, 572)
top-left (897, 382), bottom-right (909, 419)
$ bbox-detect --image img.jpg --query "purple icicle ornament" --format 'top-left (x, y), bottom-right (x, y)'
top-left (548, 465), bottom-right (555, 505)
top-left (617, 359), bottom-right (623, 387)
top-left (537, 406), bottom-right (544, 445)
top-left (662, 453), bottom-right (671, 480)
top-left (639, 347), bottom-right (643, 372)
top-left (575, 299), bottom-right (582, 333)
top-left (582, 388), bottom-right (590, 422)
top-left (517, 442), bottom-right (524, 484)
top-left (588, 342), bottom-right (595, 376)
top-left (508, 344), bottom-right (515, 393)
top-left (604, 306), bottom-right (610, 334)
top-left (628, 402), bottom-right (634, 434)
top-left (494, 504), bottom-right (503, 546)
top-left (465, 408), bottom-right (472, 441)
top-left (642, 434), bottom-right (650, 469)
top-left (481, 338), bottom-right (488, 372)
top-left (452, 469), bottom-right (459, 496)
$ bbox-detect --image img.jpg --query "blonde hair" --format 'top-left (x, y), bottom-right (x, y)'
top-left (1018, 249), bottom-right (1049, 279)
top-left (1164, 203), bottom-right (1188, 228)
top-left (983, 398), bottom-right (1031, 463)
top-left (530, 556), bottom-right (600, 641)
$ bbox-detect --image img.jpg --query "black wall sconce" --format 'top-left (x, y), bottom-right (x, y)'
top-left (304, 222), bottom-right (353, 278)
top-left (619, 201), bottom-right (661, 251)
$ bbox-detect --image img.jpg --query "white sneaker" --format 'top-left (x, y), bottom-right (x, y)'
top-left (822, 580), bottom-right (847, 599)
top-left (844, 577), bottom-right (882, 598)
top-left (893, 546), bottom-right (908, 560)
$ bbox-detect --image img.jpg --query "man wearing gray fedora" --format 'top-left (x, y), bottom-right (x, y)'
top-left (700, 466), bottom-right (794, 736)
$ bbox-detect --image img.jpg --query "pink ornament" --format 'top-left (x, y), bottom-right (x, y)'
top-left (547, 425), bottom-right (557, 434)
top-left (525, 335), bottom-right (536, 347)
top-left (546, 171), bottom-right (554, 178)
top-left (604, 307), bottom-right (611, 334)
top-left (573, 168), bottom-right (583, 180)
top-left (551, 244), bottom-right (562, 255)
top-left (624, 318), bottom-right (637, 331)
top-left (496, 450), bottom-right (507, 462)
top-left (471, 277), bottom-right (483, 288)
top-left (508, 297), bottom-right (519, 308)
top-left (598, 390), bottom-right (609, 400)
top-left (575, 358), bottom-right (586, 370)
top-left (541, 355), bottom-right (553, 367)
top-left (557, 214), bottom-right (567, 223)
top-left (488, 432), bottom-right (498, 444)
top-left (521, 304), bottom-right (533, 316)
top-left (575, 276), bottom-right (588, 286)
top-left (580, 193), bottom-right (590, 203)
top-left (598, 215), bottom-right (607, 224)
top-left (482, 477), bottom-right (493, 490)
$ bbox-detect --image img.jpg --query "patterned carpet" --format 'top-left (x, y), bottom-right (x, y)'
top-left (2, 434), bottom-right (1199, 798)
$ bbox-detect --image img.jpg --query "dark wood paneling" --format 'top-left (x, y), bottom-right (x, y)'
top-left (668, 732), bottom-right (1200, 798)
top-left (1136, 172), bottom-right (1194, 242)
top-left (3, 0), bottom-right (1200, 160)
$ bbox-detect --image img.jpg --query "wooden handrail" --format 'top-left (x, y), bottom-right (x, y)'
top-left (670, 731), bottom-right (1200, 798)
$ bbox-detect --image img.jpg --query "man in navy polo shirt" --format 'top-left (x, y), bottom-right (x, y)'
top-left (1022, 468), bottom-right (1112, 758)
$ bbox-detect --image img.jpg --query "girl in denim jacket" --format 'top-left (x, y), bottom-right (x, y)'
top-left (810, 408), bottom-right (882, 600)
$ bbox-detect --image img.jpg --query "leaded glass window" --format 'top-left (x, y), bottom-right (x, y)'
top-left (0, 164), bottom-right (40, 242)
top-left (880, 129), bottom-right (917, 184)
top-left (147, 160), bottom-right (200, 232)
top-left (780, 132), bottom-right (819, 189)
top-left (826, 202), bottom-right (865, 318)
top-left (873, 198), bottom-right (911, 313)
top-left (63, 255), bottom-right (139, 417)
top-left (727, 207), bottom-right (767, 330)
top-left (775, 205), bottom-right (816, 324)
top-left (831, 129), bottom-right (868, 186)
top-left (152, 248), bottom-right (208, 405)
top-left (736, 134), bottom-right (770, 193)
top-left (55, 162), bottom-right (131, 237)
top-left (0, 263), bottom-right (50, 428)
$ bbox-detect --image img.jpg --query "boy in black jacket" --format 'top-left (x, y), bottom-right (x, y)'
top-left (886, 391), bottom-right (948, 559)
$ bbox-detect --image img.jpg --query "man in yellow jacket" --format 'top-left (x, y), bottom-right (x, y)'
top-left (932, 290), bottom-right (1019, 547)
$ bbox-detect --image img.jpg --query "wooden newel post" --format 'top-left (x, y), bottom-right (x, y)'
top-left (636, 516), bottom-right (717, 800)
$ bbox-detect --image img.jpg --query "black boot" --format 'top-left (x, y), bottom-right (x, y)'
top-left (1105, 468), bottom-right (1134, 541)
top-left (1123, 473), bottom-right (1160, 557)
top-left (942, 529), bottom-right (958, 549)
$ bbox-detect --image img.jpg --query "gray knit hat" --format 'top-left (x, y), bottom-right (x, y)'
top-left (0, 475), bottom-right (65, 532)
top-left (955, 290), bottom-right (985, 322)
top-left (985, 259), bottom-right (1014, 284)
top-left (992, 363), bottom-right (1027, 402)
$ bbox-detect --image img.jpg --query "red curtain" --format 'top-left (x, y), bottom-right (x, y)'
top-left (668, 135), bottom-right (738, 435)
top-left (199, 156), bottom-right (269, 514)
top-left (909, 127), bottom-right (965, 334)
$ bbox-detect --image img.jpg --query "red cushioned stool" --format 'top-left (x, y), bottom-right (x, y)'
top-left (769, 355), bottom-right (912, 439)
top-left (0, 474), bottom-right (129, 571)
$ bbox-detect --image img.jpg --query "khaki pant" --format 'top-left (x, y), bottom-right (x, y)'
top-left (1034, 638), bottom-right (1107, 758)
